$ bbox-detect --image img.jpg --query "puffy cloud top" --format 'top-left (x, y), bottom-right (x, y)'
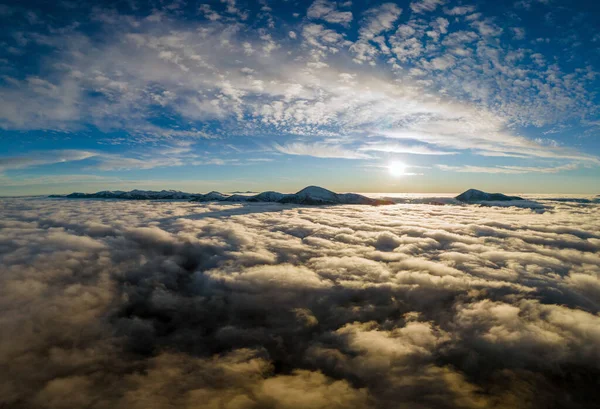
top-left (1, 197), bottom-right (600, 408)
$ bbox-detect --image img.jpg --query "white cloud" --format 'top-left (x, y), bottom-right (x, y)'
top-left (1, 197), bottom-right (600, 407)
top-left (0, 142), bottom-right (242, 178)
top-left (307, 0), bottom-right (353, 26)
top-left (437, 163), bottom-right (579, 174)
top-left (470, 18), bottom-right (503, 37)
top-left (221, 0), bottom-right (248, 20)
top-left (358, 3), bottom-right (402, 40)
top-left (0, 174), bottom-right (126, 188)
top-left (350, 3), bottom-right (402, 64)
top-left (274, 142), bottom-right (372, 159)
top-left (430, 54), bottom-right (456, 70)
top-left (511, 27), bottom-right (526, 40)
top-left (0, 150), bottom-right (96, 171)
top-left (199, 4), bottom-right (221, 21)
top-left (443, 5), bottom-right (476, 15)
top-left (359, 143), bottom-right (458, 155)
top-left (410, 0), bottom-right (447, 14)
top-left (380, 114), bottom-right (600, 164)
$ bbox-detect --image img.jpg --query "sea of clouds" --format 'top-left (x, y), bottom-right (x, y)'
top-left (1, 198), bottom-right (599, 409)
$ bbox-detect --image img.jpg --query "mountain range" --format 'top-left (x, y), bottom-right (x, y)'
top-left (49, 187), bottom-right (576, 208)
top-left (51, 186), bottom-right (393, 206)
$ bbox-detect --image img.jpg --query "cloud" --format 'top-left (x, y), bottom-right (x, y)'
top-left (0, 150), bottom-right (97, 171)
top-left (515, 0), bottom-right (552, 10)
top-left (350, 3), bottom-right (402, 64)
top-left (0, 141), bottom-right (251, 177)
top-left (443, 5), bottom-right (476, 15)
top-left (359, 142), bottom-right (458, 155)
top-left (410, 0), bottom-right (447, 14)
top-left (470, 18), bottom-right (503, 37)
top-left (511, 27), bottom-right (526, 40)
top-left (1, 197), bottom-right (599, 408)
top-left (358, 3), bottom-right (403, 40)
top-left (301, 23), bottom-right (350, 56)
top-left (307, 0), bottom-right (353, 26)
top-left (437, 163), bottom-right (579, 174)
top-left (199, 4), bottom-right (222, 21)
top-left (274, 142), bottom-right (372, 159)
top-left (0, 174), bottom-right (128, 188)
top-left (379, 114), bottom-right (600, 164)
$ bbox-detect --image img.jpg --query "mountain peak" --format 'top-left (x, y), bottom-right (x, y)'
top-left (456, 189), bottom-right (524, 202)
top-left (294, 186), bottom-right (337, 199)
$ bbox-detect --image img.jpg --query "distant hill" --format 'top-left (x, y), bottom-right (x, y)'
top-left (50, 186), bottom-right (393, 206)
top-left (51, 189), bottom-right (199, 200)
top-left (229, 190), bottom-right (258, 194)
top-left (456, 189), bottom-right (524, 202)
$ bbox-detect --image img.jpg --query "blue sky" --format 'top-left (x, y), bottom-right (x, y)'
top-left (0, 0), bottom-right (599, 195)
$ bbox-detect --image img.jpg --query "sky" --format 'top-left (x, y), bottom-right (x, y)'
top-left (0, 0), bottom-right (599, 195)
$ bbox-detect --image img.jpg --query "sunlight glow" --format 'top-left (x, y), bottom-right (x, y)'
top-left (388, 161), bottom-right (407, 177)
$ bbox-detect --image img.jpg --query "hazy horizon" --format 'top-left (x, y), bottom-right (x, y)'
top-left (2, 187), bottom-right (600, 198)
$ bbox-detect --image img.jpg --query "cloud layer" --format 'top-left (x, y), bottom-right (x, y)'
top-left (1, 198), bottom-right (599, 408)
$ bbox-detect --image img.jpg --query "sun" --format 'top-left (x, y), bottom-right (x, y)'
top-left (388, 161), bottom-right (407, 177)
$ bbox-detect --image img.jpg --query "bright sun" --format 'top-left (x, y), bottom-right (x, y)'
top-left (388, 161), bottom-right (407, 177)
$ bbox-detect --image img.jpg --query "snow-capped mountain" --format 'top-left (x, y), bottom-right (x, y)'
top-left (279, 186), bottom-right (386, 205)
top-left (198, 191), bottom-right (228, 201)
top-left (285, 186), bottom-right (340, 203)
top-left (455, 189), bottom-right (524, 202)
top-left (53, 186), bottom-right (392, 206)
